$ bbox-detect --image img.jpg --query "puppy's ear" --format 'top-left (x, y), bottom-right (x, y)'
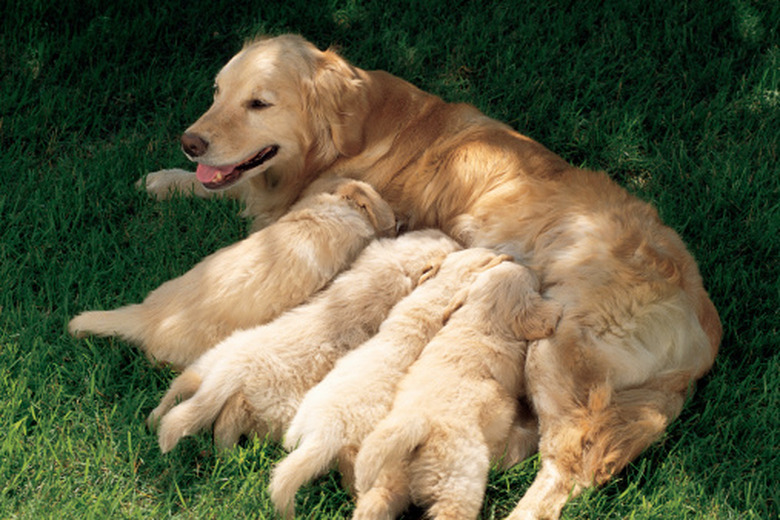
top-left (314, 50), bottom-right (369, 157)
top-left (442, 287), bottom-right (469, 324)
top-left (513, 297), bottom-right (563, 341)
top-left (417, 252), bottom-right (448, 285)
top-left (338, 181), bottom-right (397, 237)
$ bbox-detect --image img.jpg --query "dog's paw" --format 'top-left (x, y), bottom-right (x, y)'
top-left (137, 169), bottom-right (198, 200)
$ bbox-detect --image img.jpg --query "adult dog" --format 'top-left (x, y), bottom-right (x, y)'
top-left (142, 34), bottom-right (722, 519)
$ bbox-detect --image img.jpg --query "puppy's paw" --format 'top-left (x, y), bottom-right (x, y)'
top-left (157, 406), bottom-right (192, 454)
top-left (146, 409), bottom-right (163, 431)
top-left (137, 169), bottom-right (199, 200)
top-left (68, 311), bottom-right (98, 338)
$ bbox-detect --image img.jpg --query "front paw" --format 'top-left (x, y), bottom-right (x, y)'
top-left (137, 169), bottom-right (200, 200)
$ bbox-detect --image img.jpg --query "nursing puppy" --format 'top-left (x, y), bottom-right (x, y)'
top-left (353, 261), bottom-right (562, 520)
top-left (148, 230), bottom-right (460, 452)
top-left (69, 177), bottom-right (395, 369)
top-left (142, 34), bottom-right (722, 518)
top-left (269, 248), bottom-right (512, 519)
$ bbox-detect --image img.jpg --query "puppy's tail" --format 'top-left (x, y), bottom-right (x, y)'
top-left (354, 413), bottom-right (429, 494)
top-left (68, 305), bottom-right (147, 342)
top-left (269, 431), bottom-right (343, 519)
top-left (156, 359), bottom-right (242, 454)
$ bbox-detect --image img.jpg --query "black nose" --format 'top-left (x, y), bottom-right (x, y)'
top-left (181, 132), bottom-right (209, 157)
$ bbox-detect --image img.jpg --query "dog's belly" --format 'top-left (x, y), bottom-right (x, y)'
top-left (455, 179), bottom-right (716, 390)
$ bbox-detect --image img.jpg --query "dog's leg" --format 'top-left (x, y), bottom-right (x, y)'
top-left (507, 337), bottom-right (689, 520)
top-left (138, 169), bottom-right (211, 199)
top-left (139, 169), bottom-right (246, 201)
top-left (504, 459), bottom-right (580, 520)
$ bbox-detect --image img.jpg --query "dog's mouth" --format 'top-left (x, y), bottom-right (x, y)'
top-left (196, 145), bottom-right (279, 190)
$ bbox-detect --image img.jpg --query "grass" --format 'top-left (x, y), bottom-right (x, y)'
top-left (1, 0), bottom-right (777, 518)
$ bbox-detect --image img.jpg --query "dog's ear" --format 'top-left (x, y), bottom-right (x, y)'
top-left (338, 181), bottom-right (397, 237)
top-left (512, 297), bottom-right (563, 341)
top-left (313, 50), bottom-right (369, 157)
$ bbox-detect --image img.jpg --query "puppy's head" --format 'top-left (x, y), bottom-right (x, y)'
top-left (303, 176), bottom-right (396, 237)
top-left (438, 249), bottom-right (514, 322)
top-left (462, 261), bottom-right (563, 340)
top-left (334, 179), bottom-right (397, 238)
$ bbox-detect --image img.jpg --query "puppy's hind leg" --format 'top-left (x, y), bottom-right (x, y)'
top-left (147, 369), bottom-right (202, 429)
top-left (212, 391), bottom-right (269, 451)
top-left (68, 305), bottom-right (148, 342)
top-left (352, 462), bottom-right (411, 520)
top-left (494, 399), bottom-right (539, 471)
top-left (413, 434), bottom-right (490, 520)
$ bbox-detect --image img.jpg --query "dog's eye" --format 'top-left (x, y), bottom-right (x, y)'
top-left (248, 99), bottom-right (271, 110)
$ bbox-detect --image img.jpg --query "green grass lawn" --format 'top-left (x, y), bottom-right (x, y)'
top-left (1, 0), bottom-right (777, 518)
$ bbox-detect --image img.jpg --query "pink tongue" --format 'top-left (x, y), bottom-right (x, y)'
top-left (196, 163), bottom-right (235, 183)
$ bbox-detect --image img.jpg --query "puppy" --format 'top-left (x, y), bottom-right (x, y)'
top-left (147, 230), bottom-right (460, 452)
top-left (268, 248), bottom-right (513, 519)
top-left (69, 177), bottom-right (395, 369)
top-left (353, 261), bottom-right (562, 520)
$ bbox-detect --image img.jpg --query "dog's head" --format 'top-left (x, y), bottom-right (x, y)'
top-left (181, 34), bottom-right (368, 198)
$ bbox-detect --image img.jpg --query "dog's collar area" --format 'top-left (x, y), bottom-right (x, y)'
top-left (199, 145), bottom-right (279, 190)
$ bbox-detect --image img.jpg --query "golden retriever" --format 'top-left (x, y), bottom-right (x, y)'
top-left (352, 261), bottom-right (562, 520)
top-left (69, 177), bottom-right (395, 369)
top-left (269, 248), bottom-right (512, 518)
top-left (147, 230), bottom-right (460, 453)
top-left (142, 34), bottom-right (722, 518)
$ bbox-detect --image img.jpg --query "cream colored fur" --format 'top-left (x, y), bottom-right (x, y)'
top-left (268, 248), bottom-right (512, 518)
top-left (69, 177), bottom-right (394, 369)
top-left (141, 34), bottom-right (722, 518)
top-left (352, 261), bottom-right (562, 520)
top-left (147, 230), bottom-right (460, 453)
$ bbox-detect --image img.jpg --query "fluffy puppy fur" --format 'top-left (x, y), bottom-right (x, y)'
top-left (147, 230), bottom-right (460, 453)
top-left (69, 177), bottom-right (395, 369)
top-left (268, 248), bottom-right (512, 519)
top-left (352, 261), bottom-right (562, 520)
top-left (141, 34), bottom-right (722, 517)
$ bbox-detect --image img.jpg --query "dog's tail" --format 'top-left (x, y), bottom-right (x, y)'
top-left (156, 359), bottom-right (243, 454)
top-left (354, 413), bottom-right (429, 494)
top-left (268, 428), bottom-right (345, 519)
top-left (68, 305), bottom-right (148, 342)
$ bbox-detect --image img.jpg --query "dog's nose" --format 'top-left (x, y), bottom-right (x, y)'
top-left (181, 133), bottom-right (209, 158)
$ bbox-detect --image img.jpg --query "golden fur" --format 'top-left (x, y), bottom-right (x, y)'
top-left (352, 261), bottom-right (562, 520)
top-left (147, 230), bottom-right (460, 452)
top-left (69, 177), bottom-right (395, 369)
top-left (268, 248), bottom-right (512, 518)
top-left (142, 35), bottom-right (722, 518)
